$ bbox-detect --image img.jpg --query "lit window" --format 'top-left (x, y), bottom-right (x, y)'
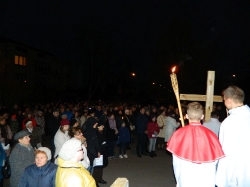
top-left (14, 55), bottom-right (27, 66)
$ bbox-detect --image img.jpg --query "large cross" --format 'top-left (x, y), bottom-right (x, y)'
top-left (179, 71), bottom-right (223, 121)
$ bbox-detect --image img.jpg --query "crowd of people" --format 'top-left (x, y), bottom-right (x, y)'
top-left (0, 85), bottom-right (249, 187)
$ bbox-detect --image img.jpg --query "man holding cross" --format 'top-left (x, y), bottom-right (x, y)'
top-left (216, 86), bottom-right (250, 187)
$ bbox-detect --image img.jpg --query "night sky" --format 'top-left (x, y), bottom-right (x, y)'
top-left (1, 1), bottom-right (250, 101)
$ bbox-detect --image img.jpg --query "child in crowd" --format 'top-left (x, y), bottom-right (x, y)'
top-left (167, 102), bottom-right (225, 187)
top-left (147, 115), bottom-right (160, 158)
top-left (118, 121), bottom-right (130, 159)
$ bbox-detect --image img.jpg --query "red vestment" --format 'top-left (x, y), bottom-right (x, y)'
top-left (167, 122), bottom-right (225, 163)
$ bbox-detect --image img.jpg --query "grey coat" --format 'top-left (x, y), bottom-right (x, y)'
top-left (9, 143), bottom-right (35, 187)
top-left (165, 116), bottom-right (180, 142)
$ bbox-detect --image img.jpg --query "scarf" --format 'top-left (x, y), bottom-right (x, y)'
top-left (108, 117), bottom-right (117, 130)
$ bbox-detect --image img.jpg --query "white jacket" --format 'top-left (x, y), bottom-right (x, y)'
top-left (54, 128), bottom-right (70, 160)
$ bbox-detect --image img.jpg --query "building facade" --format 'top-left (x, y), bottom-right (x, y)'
top-left (0, 37), bottom-right (76, 107)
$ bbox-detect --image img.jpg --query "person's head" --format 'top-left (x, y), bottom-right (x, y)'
top-left (223, 86), bottom-right (244, 110)
top-left (124, 109), bottom-right (129, 115)
top-left (27, 112), bottom-right (32, 118)
top-left (60, 119), bottom-right (70, 132)
top-left (168, 110), bottom-right (175, 117)
top-left (152, 107), bottom-right (157, 113)
top-left (107, 112), bottom-right (115, 119)
top-left (69, 127), bottom-right (83, 139)
top-left (140, 108), bottom-right (145, 114)
top-left (186, 102), bottom-right (203, 122)
top-left (97, 105), bottom-right (102, 111)
top-left (74, 111), bottom-right (79, 117)
top-left (11, 114), bottom-right (17, 120)
top-left (59, 139), bottom-right (83, 162)
top-left (14, 104), bottom-right (18, 109)
top-left (14, 130), bottom-right (31, 145)
top-left (210, 111), bottom-right (219, 119)
top-left (37, 111), bottom-right (43, 117)
top-left (26, 121), bottom-right (33, 130)
top-left (53, 109), bottom-right (59, 117)
top-left (159, 109), bottom-right (165, 116)
top-left (150, 115), bottom-right (156, 122)
top-left (88, 109), bottom-right (95, 117)
top-left (35, 147), bottom-right (51, 167)
top-left (0, 116), bottom-right (6, 125)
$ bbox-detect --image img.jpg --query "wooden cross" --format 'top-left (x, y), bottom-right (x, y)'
top-left (179, 71), bottom-right (223, 121)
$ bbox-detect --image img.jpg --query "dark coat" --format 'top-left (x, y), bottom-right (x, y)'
top-left (136, 113), bottom-right (148, 133)
top-left (84, 117), bottom-right (100, 166)
top-left (105, 119), bottom-right (118, 142)
top-left (118, 127), bottom-right (130, 143)
top-left (18, 161), bottom-right (57, 187)
top-left (47, 115), bottom-right (61, 138)
top-left (95, 129), bottom-right (108, 168)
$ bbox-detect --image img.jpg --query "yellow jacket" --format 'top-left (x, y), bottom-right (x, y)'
top-left (56, 157), bottom-right (96, 187)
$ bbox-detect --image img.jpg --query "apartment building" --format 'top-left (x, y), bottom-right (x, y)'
top-left (0, 37), bottom-right (76, 107)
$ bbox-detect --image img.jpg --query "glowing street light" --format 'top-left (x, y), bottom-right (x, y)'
top-left (232, 74), bottom-right (236, 77)
top-left (131, 73), bottom-right (136, 76)
top-left (152, 82), bottom-right (155, 85)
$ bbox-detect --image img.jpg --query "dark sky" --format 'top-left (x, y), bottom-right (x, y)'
top-left (1, 1), bottom-right (250, 96)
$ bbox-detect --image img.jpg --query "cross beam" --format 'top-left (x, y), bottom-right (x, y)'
top-left (180, 71), bottom-right (223, 121)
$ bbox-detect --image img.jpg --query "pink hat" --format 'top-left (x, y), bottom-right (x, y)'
top-left (60, 119), bottom-right (70, 126)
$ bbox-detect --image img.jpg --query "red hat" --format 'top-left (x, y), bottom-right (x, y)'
top-left (60, 119), bottom-right (70, 126)
top-left (11, 114), bottom-right (17, 119)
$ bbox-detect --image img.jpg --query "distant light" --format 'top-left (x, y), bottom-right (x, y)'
top-left (152, 82), bottom-right (155, 85)
top-left (131, 73), bottom-right (136, 76)
top-left (160, 85), bottom-right (162, 86)
top-left (24, 80), bottom-right (27, 83)
top-left (232, 74), bottom-right (236, 77)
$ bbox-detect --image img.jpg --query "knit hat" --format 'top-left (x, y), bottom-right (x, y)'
top-left (60, 119), bottom-right (70, 126)
top-left (11, 114), bottom-right (17, 119)
top-left (59, 139), bottom-right (82, 161)
top-left (38, 147), bottom-right (52, 160)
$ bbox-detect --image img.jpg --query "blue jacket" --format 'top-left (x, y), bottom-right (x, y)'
top-left (136, 113), bottom-right (148, 133)
top-left (0, 143), bottom-right (6, 180)
top-left (118, 127), bottom-right (130, 143)
top-left (18, 161), bottom-right (57, 187)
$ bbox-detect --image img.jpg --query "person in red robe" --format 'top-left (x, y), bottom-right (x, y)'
top-left (167, 102), bottom-right (225, 187)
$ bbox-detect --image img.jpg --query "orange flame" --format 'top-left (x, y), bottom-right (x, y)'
top-left (172, 66), bottom-right (176, 73)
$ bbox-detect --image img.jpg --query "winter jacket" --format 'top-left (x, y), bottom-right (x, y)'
top-left (84, 117), bottom-right (100, 166)
top-left (47, 115), bottom-right (61, 138)
top-left (54, 129), bottom-right (70, 159)
top-left (118, 127), bottom-right (130, 143)
top-left (165, 116), bottom-right (180, 142)
top-left (147, 121), bottom-right (160, 138)
top-left (136, 113), bottom-right (148, 133)
top-left (55, 157), bottom-right (95, 187)
top-left (157, 114), bottom-right (166, 138)
top-left (9, 144), bottom-right (35, 187)
top-left (18, 161), bottom-right (57, 187)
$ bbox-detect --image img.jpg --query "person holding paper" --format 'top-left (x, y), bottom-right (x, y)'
top-left (93, 124), bottom-right (108, 185)
top-left (147, 115), bottom-right (160, 158)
